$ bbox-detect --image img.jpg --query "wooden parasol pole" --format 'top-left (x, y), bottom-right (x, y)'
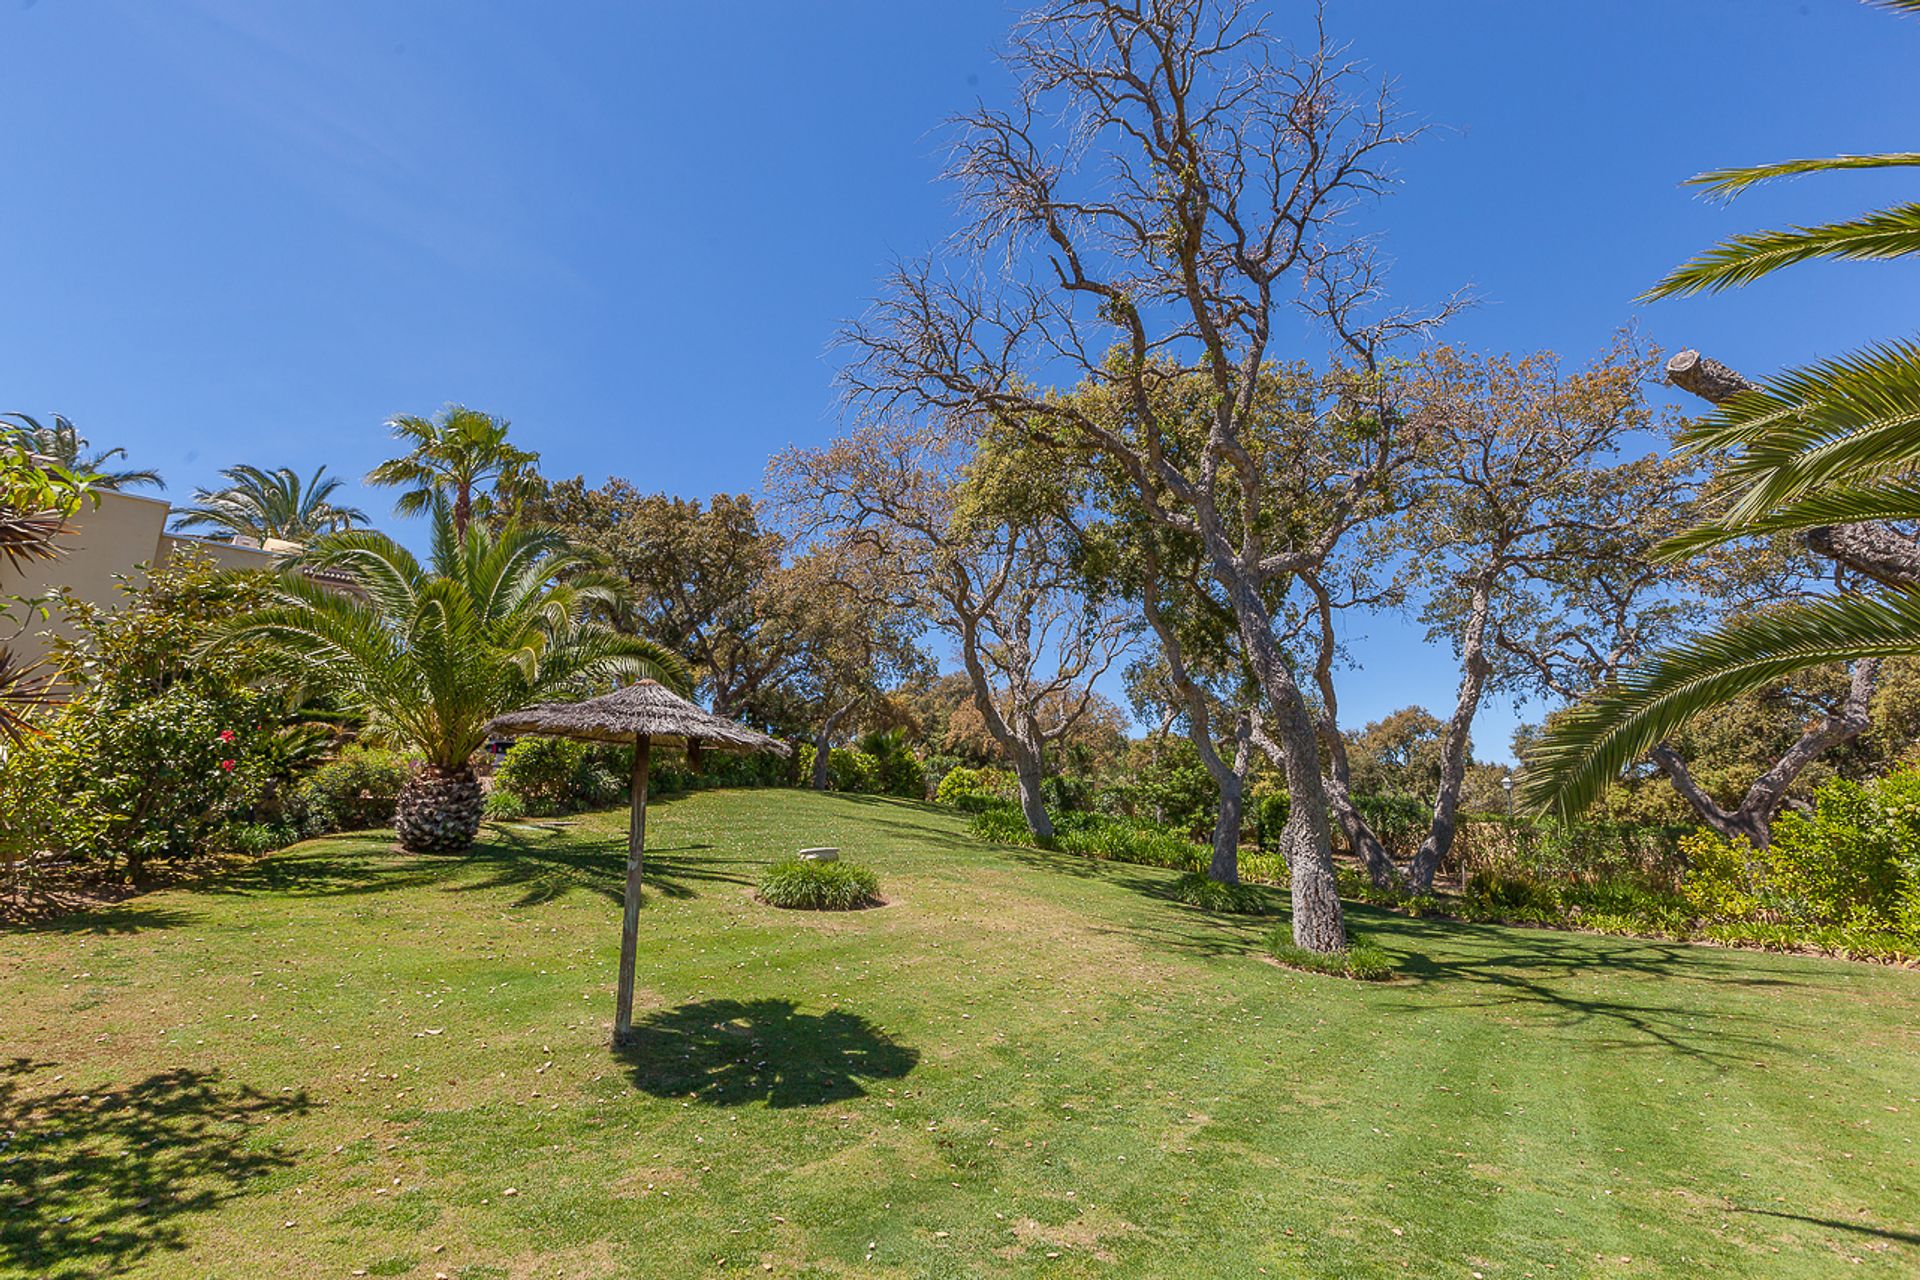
top-left (613, 733), bottom-right (652, 1045)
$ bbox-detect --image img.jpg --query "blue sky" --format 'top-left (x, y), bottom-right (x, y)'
top-left (5, 1), bottom-right (1917, 758)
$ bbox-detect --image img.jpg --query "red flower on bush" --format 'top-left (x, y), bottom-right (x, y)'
top-left (219, 729), bottom-right (236, 742)
top-left (220, 759), bottom-right (236, 772)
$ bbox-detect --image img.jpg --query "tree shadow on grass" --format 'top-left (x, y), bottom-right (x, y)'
top-left (1729, 1207), bottom-right (1920, 1246)
top-left (0, 1056), bottom-right (312, 1276)
top-left (617, 998), bottom-right (918, 1108)
top-left (450, 825), bottom-right (755, 909)
top-left (5, 902), bottom-right (197, 936)
top-left (1372, 915), bottom-right (1825, 1065)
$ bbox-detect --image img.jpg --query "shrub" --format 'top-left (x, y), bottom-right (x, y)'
top-left (0, 683), bottom-right (272, 877)
top-left (1251, 792), bottom-right (1291, 850)
top-left (1679, 769), bottom-right (1920, 934)
top-left (794, 745), bottom-right (888, 794)
top-left (935, 766), bottom-right (1010, 808)
top-left (967, 804), bottom-right (1033, 847)
top-left (1170, 872), bottom-right (1269, 914)
top-left (217, 822), bottom-right (298, 857)
top-left (490, 738), bottom-right (635, 817)
top-left (292, 746), bottom-right (408, 834)
top-left (859, 730), bottom-right (929, 799)
top-left (1053, 818), bottom-right (1205, 871)
top-left (483, 789), bottom-right (528, 821)
top-left (1041, 773), bottom-right (1094, 814)
top-left (1354, 793), bottom-right (1429, 857)
top-left (495, 737), bottom-right (592, 816)
top-left (1238, 852), bottom-right (1285, 885)
top-left (1267, 930), bottom-right (1394, 980)
top-left (757, 856), bottom-right (881, 910)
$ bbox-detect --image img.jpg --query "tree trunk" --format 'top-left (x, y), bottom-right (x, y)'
top-left (452, 485), bottom-right (472, 539)
top-left (1208, 734), bottom-right (1246, 885)
top-left (1010, 741), bottom-right (1054, 841)
top-left (812, 701), bottom-right (859, 790)
top-left (394, 763), bottom-right (484, 852)
top-left (1407, 578), bottom-right (1495, 893)
top-left (1301, 578), bottom-right (1401, 890)
top-left (1323, 772), bottom-right (1400, 889)
top-left (1217, 572), bottom-right (1346, 951)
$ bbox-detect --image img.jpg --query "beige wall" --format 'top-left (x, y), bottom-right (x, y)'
top-left (2, 490), bottom-right (276, 670)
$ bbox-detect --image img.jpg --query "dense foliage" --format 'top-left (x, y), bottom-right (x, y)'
top-left (757, 855), bottom-right (882, 911)
top-left (0, 557), bottom-right (298, 876)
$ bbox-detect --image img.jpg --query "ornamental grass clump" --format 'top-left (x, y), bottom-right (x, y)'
top-left (1266, 929), bottom-right (1394, 981)
top-left (1170, 871), bottom-right (1269, 915)
top-left (758, 857), bottom-right (882, 911)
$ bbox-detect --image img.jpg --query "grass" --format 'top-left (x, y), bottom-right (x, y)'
top-left (756, 855), bottom-right (881, 911)
top-left (1169, 870), bottom-right (1270, 915)
top-left (0, 788), bottom-right (1916, 1278)
top-left (1266, 929), bottom-right (1395, 980)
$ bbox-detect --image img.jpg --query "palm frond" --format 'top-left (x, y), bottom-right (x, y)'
top-left (1658, 481), bottom-right (1920, 559)
top-left (1687, 152), bottom-right (1920, 200)
top-left (1523, 591), bottom-right (1920, 819)
top-left (1642, 203), bottom-right (1920, 299)
top-left (1667, 339), bottom-right (1920, 522)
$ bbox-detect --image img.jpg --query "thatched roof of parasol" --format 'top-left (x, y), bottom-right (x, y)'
top-left (486, 680), bottom-right (790, 756)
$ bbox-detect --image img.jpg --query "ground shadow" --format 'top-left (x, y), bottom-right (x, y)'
top-left (0, 1056), bottom-right (312, 1275)
top-left (617, 997), bottom-right (918, 1108)
top-left (452, 826), bottom-right (753, 908)
top-left (1730, 1207), bottom-right (1920, 1246)
top-left (4, 901), bottom-right (197, 936)
top-left (1373, 914), bottom-right (1824, 1065)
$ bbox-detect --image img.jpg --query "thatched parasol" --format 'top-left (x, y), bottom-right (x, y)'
top-left (487, 680), bottom-right (790, 1045)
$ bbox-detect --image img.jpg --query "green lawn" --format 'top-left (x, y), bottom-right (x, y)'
top-left (4, 789), bottom-right (1917, 1279)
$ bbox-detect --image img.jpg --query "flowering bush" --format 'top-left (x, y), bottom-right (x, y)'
top-left (0, 686), bottom-right (271, 876)
top-left (0, 554), bottom-right (318, 877)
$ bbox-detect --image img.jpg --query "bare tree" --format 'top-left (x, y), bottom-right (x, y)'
top-left (841, 0), bottom-right (1442, 950)
top-left (769, 418), bottom-right (1132, 837)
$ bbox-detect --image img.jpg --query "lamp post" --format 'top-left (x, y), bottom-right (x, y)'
top-left (1501, 774), bottom-right (1515, 823)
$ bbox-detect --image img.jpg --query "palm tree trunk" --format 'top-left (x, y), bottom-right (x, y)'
top-left (394, 764), bottom-right (484, 852)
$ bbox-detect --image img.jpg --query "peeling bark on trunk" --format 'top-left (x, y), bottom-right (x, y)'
top-left (1217, 570), bottom-right (1346, 951)
top-left (1653, 659), bottom-right (1880, 848)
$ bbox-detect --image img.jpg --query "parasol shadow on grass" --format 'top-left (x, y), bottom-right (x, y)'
top-left (615, 998), bottom-right (918, 1108)
top-left (487, 680), bottom-right (790, 1045)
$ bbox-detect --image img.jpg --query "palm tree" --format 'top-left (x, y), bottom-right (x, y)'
top-left (172, 464), bottom-right (368, 544)
top-left (0, 412), bottom-right (164, 492)
top-left (1526, 0), bottom-right (1920, 820)
top-left (223, 509), bottom-right (689, 851)
top-left (366, 406), bottom-right (540, 537)
top-left (1, 448), bottom-right (97, 743)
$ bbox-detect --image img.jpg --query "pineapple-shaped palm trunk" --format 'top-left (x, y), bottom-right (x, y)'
top-left (394, 764), bottom-right (485, 852)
